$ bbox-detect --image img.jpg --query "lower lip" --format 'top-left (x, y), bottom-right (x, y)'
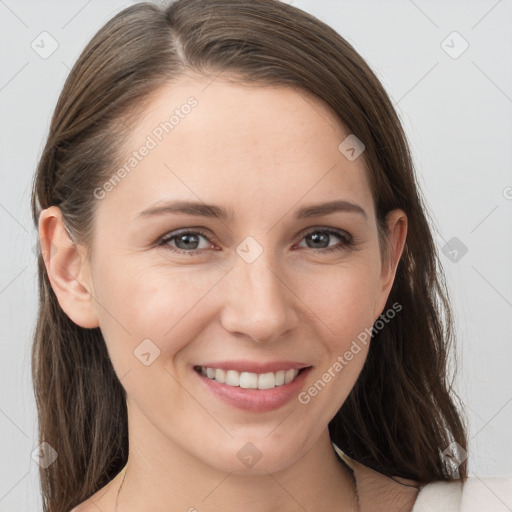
top-left (193, 367), bottom-right (312, 412)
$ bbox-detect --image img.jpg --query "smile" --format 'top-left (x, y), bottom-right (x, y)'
top-left (192, 362), bottom-right (313, 412)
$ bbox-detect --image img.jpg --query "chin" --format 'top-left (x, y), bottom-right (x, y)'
top-left (196, 436), bottom-right (304, 475)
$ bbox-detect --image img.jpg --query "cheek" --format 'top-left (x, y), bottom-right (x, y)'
top-left (293, 267), bottom-right (376, 423)
top-left (290, 257), bottom-right (379, 411)
top-left (91, 257), bottom-right (227, 360)
top-left (295, 257), bottom-right (381, 341)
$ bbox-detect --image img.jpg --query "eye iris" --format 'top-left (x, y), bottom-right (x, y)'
top-left (176, 233), bottom-right (199, 250)
top-left (307, 232), bottom-right (330, 249)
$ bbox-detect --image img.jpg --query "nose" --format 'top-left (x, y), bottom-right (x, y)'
top-left (219, 250), bottom-right (298, 343)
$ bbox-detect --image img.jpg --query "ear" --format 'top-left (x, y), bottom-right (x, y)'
top-left (373, 208), bottom-right (408, 319)
top-left (38, 206), bottom-right (99, 328)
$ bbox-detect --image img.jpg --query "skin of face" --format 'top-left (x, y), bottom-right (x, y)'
top-left (40, 75), bottom-right (407, 511)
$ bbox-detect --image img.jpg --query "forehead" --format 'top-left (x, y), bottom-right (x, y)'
top-left (98, 76), bottom-right (374, 223)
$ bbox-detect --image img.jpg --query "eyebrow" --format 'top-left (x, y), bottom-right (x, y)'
top-left (137, 199), bottom-right (367, 221)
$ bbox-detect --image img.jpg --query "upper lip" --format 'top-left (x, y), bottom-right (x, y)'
top-left (194, 360), bottom-right (312, 374)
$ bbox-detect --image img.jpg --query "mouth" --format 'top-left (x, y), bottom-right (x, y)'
top-left (192, 362), bottom-right (313, 412)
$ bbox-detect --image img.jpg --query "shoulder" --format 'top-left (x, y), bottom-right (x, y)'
top-left (332, 442), bottom-right (512, 512)
top-left (69, 501), bottom-right (95, 512)
top-left (67, 470), bottom-right (123, 512)
top-left (348, 457), bottom-right (420, 512)
top-left (69, 499), bottom-right (105, 512)
top-left (333, 443), bottom-right (420, 512)
top-left (411, 479), bottom-right (463, 511)
top-left (68, 494), bottom-right (112, 512)
top-left (413, 476), bottom-right (512, 511)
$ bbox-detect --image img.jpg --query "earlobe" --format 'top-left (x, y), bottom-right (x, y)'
top-left (38, 206), bottom-right (99, 329)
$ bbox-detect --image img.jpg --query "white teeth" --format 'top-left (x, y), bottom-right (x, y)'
top-left (240, 372), bottom-right (258, 389)
top-left (215, 368), bottom-right (226, 383)
top-left (258, 372), bottom-right (275, 389)
top-left (225, 370), bottom-right (240, 386)
top-left (275, 370), bottom-right (285, 386)
top-left (198, 366), bottom-right (301, 389)
top-left (284, 369), bottom-right (296, 385)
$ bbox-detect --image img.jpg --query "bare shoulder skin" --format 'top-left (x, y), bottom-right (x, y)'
top-left (348, 457), bottom-right (420, 512)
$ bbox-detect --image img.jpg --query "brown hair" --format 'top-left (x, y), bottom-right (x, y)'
top-left (31, 1), bottom-right (467, 511)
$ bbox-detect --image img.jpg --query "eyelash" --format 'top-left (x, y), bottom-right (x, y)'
top-left (157, 227), bottom-right (355, 256)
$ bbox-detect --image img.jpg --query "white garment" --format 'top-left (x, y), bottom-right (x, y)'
top-left (412, 477), bottom-right (512, 512)
top-left (332, 442), bottom-right (512, 511)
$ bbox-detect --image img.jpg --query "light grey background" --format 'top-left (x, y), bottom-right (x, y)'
top-left (1, 0), bottom-right (511, 510)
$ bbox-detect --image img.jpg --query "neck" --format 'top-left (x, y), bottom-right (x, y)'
top-left (115, 407), bottom-right (357, 512)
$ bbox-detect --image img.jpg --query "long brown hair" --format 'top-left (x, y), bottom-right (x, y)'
top-left (31, 1), bottom-right (467, 511)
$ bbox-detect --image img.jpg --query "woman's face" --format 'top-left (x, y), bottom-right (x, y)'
top-left (60, 76), bottom-right (406, 474)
